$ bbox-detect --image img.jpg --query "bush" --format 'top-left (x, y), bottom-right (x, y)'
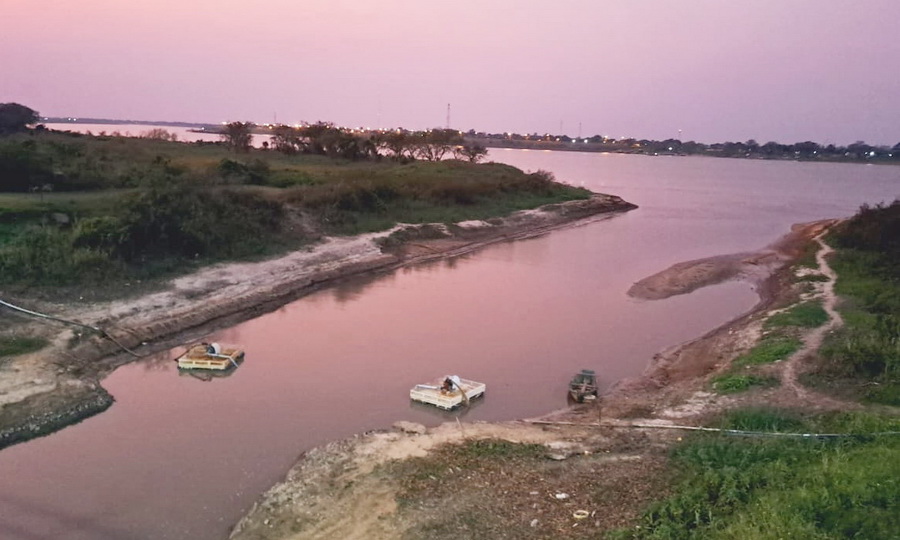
top-left (0, 225), bottom-right (120, 285)
top-left (116, 177), bottom-right (284, 262)
top-left (0, 139), bottom-right (54, 191)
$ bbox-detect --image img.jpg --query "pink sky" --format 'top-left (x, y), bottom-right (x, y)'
top-left (3, 0), bottom-right (899, 144)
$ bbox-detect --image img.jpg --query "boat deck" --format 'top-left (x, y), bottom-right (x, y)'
top-left (409, 377), bottom-right (486, 410)
top-left (176, 344), bottom-right (245, 371)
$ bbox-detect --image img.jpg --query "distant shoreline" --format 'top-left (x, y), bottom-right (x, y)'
top-left (41, 119), bottom-right (898, 165)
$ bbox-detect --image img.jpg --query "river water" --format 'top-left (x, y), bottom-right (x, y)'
top-left (44, 123), bottom-right (272, 147)
top-left (0, 148), bottom-right (896, 540)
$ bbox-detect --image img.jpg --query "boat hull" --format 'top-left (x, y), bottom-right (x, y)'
top-left (176, 345), bottom-right (245, 371)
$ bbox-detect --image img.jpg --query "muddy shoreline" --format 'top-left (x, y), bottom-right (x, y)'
top-left (0, 194), bottom-right (636, 450)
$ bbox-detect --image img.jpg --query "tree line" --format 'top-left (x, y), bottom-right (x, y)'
top-left (221, 121), bottom-right (488, 163)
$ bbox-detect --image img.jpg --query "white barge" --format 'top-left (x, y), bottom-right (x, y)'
top-left (176, 343), bottom-right (244, 371)
top-left (410, 375), bottom-right (486, 410)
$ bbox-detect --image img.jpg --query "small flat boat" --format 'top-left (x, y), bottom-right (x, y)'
top-left (569, 369), bottom-right (598, 403)
top-left (410, 375), bottom-right (486, 410)
top-left (176, 342), bottom-right (244, 371)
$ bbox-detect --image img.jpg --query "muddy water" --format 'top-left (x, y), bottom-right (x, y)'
top-left (0, 151), bottom-right (896, 540)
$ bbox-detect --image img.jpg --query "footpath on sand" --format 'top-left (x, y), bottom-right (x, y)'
top-left (0, 194), bottom-right (635, 449)
top-left (229, 219), bottom-right (853, 540)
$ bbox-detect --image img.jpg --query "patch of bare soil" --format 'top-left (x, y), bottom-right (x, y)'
top-left (0, 194), bottom-right (635, 449)
top-left (229, 422), bottom-right (672, 540)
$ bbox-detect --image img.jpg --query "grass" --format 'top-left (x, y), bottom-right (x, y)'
top-left (765, 301), bottom-right (829, 329)
top-left (711, 374), bottom-right (778, 394)
top-left (0, 336), bottom-right (48, 357)
top-left (611, 409), bottom-right (900, 540)
top-left (733, 335), bottom-right (802, 367)
top-left (811, 216), bottom-right (899, 405)
top-left (711, 334), bottom-right (801, 395)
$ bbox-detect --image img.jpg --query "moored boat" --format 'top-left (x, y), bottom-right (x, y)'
top-left (410, 375), bottom-right (486, 410)
top-left (568, 369), bottom-right (598, 402)
top-left (176, 342), bottom-right (245, 371)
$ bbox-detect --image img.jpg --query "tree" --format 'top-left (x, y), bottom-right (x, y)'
top-left (415, 129), bottom-right (462, 161)
top-left (454, 142), bottom-right (488, 163)
top-left (271, 125), bottom-right (303, 154)
top-left (142, 128), bottom-right (178, 141)
top-left (221, 122), bottom-right (254, 152)
top-left (0, 103), bottom-right (39, 135)
top-left (375, 131), bottom-right (415, 160)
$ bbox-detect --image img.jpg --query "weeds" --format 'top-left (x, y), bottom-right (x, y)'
top-left (765, 301), bottom-right (829, 329)
top-left (613, 410), bottom-right (900, 539)
top-left (0, 336), bottom-right (48, 357)
top-left (733, 335), bottom-right (802, 367)
top-left (711, 374), bottom-right (778, 394)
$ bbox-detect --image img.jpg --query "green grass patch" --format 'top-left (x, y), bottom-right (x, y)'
top-left (612, 410), bottom-right (900, 539)
top-left (717, 407), bottom-right (808, 432)
top-left (0, 336), bottom-right (48, 357)
top-left (765, 301), bottom-right (830, 328)
top-left (711, 374), bottom-right (778, 394)
top-left (733, 335), bottom-right (802, 367)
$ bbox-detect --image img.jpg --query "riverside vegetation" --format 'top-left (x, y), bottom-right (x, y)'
top-left (0, 126), bottom-right (588, 292)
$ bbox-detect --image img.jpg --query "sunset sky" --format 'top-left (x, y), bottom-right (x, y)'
top-left (3, 0), bottom-right (899, 144)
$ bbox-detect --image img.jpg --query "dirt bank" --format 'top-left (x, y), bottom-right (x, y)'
top-left (0, 194), bottom-right (636, 449)
top-left (228, 219), bottom-right (840, 540)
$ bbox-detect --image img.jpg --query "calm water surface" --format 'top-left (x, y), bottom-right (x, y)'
top-left (0, 150), bottom-right (896, 539)
top-left (44, 123), bottom-right (272, 147)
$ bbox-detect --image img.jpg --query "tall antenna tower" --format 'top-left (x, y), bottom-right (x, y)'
top-left (446, 103), bottom-right (451, 129)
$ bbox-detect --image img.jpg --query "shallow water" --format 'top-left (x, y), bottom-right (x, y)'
top-left (0, 149), bottom-right (896, 540)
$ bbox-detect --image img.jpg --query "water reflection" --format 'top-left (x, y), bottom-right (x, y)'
top-left (407, 395), bottom-right (486, 420)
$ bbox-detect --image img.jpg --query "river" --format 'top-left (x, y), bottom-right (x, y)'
top-left (0, 148), bottom-right (896, 540)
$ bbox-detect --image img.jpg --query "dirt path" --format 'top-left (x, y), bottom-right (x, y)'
top-left (776, 233), bottom-right (852, 410)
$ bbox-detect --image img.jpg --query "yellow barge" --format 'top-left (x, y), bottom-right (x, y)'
top-left (176, 343), bottom-right (245, 371)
